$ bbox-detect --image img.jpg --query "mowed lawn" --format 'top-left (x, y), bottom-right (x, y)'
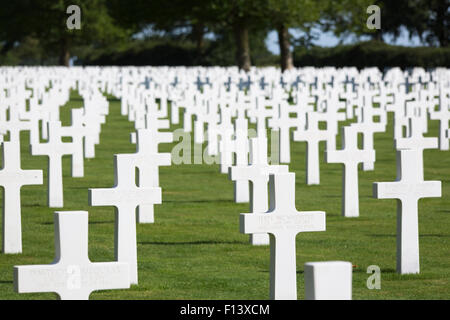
top-left (0, 90), bottom-right (448, 300)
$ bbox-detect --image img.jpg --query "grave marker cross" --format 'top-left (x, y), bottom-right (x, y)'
top-left (325, 126), bottom-right (375, 217)
top-left (31, 121), bottom-right (75, 207)
top-left (429, 92), bottom-right (450, 150)
top-left (395, 117), bottom-right (437, 180)
top-left (229, 137), bottom-right (288, 245)
top-left (89, 154), bottom-right (162, 284)
top-left (294, 112), bottom-right (331, 185)
top-left (240, 172), bottom-right (326, 299)
top-left (0, 141), bottom-right (43, 253)
top-left (14, 211), bottom-right (130, 300)
top-left (373, 149), bottom-right (441, 274)
top-left (134, 129), bottom-right (172, 223)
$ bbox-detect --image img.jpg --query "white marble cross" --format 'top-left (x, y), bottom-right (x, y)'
top-left (83, 106), bottom-right (103, 159)
top-left (240, 172), bottom-right (326, 299)
top-left (268, 101), bottom-right (302, 164)
top-left (145, 111), bottom-right (170, 132)
top-left (18, 101), bottom-right (44, 146)
top-left (217, 106), bottom-right (235, 173)
top-left (60, 109), bottom-right (86, 178)
top-left (315, 106), bottom-right (346, 152)
top-left (395, 117), bottom-right (437, 179)
top-left (248, 96), bottom-right (276, 138)
top-left (373, 89), bottom-right (393, 110)
top-left (294, 112), bottom-right (331, 185)
top-left (229, 137), bottom-right (288, 245)
top-left (353, 102), bottom-right (386, 170)
top-left (14, 211), bottom-right (130, 299)
top-left (232, 113), bottom-right (250, 203)
top-left (31, 121), bottom-right (75, 207)
top-left (194, 101), bottom-right (207, 145)
top-left (205, 100), bottom-right (220, 156)
top-left (0, 140), bottom-right (43, 253)
top-left (373, 149), bottom-right (441, 274)
top-left (429, 92), bottom-right (450, 150)
top-left (134, 129), bottom-right (172, 223)
top-left (325, 126), bottom-right (375, 217)
top-left (3, 106), bottom-right (33, 143)
top-left (89, 154), bottom-right (162, 284)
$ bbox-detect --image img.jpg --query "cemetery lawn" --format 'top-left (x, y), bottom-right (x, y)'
top-left (0, 90), bottom-right (448, 300)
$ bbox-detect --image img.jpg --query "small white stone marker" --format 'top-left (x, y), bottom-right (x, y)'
top-left (304, 261), bottom-right (352, 300)
top-left (31, 121), bottom-right (75, 207)
top-left (240, 172), bottom-right (326, 300)
top-left (89, 154), bottom-right (162, 284)
top-left (373, 149), bottom-right (441, 274)
top-left (0, 140), bottom-right (43, 254)
top-left (13, 211), bottom-right (130, 300)
top-left (230, 137), bottom-right (288, 245)
top-left (325, 126), bottom-right (375, 217)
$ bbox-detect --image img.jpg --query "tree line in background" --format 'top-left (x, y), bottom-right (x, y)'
top-left (0, 0), bottom-right (449, 70)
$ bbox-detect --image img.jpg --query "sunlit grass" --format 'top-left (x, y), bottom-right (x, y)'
top-left (0, 90), bottom-right (448, 299)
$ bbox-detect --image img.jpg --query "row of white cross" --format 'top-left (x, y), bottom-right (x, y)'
top-left (1, 65), bottom-right (449, 300)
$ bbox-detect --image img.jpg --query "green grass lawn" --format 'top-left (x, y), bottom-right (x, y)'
top-left (0, 90), bottom-right (449, 299)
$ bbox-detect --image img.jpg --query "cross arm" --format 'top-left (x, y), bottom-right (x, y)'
top-left (240, 211), bottom-right (326, 235)
top-left (373, 181), bottom-right (400, 200)
top-left (158, 132), bottom-right (174, 144)
top-left (155, 153), bottom-right (172, 166)
top-left (88, 188), bottom-right (119, 207)
top-left (21, 170), bottom-right (43, 186)
top-left (77, 262), bottom-right (130, 293)
top-left (417, 181), bottom-right (442, 199)
top-left (14, 265), bottom-right (62, 294)
top-left (324, 150), bottom-right (342, 164)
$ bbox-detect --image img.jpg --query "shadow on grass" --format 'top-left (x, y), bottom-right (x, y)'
top-left (163, 199), bottom-right (233, 204)
top-left (351, 267), bottom-right (397, 274)
top-left (258, 270), bottom-right (307, 274)
top-left (89, 221), bottom-right (115, 225)
top-left (22, 203), bottom-right (44, 207)
top-left (0, 280), bottom-right (13, 284)
top-left (324, 195), bottom-right (341, 198)
top-left (40, 220), bottom-right (114, 225)
top-left (369, 233), bottom-right (448, 238)
top-left (68, 96), bottom-right (83, 102)
top-left (139, 240), bottom-right (246, 246)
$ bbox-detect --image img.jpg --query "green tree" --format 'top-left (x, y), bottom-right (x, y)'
top-left (263, 0), bottom-right (326, 71)
top-left (0, 0), bottom-right (127, 66)
top-left (321, 0), bottom-right (381, 42)
top-left (108, 0), bottom-right (217, 63)
top-left (405, 0), bottom-right (449, 47)
top-left (207, 0), bottom-right (267, 71)
top-left (321, 0), bottom-right (449, 48)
